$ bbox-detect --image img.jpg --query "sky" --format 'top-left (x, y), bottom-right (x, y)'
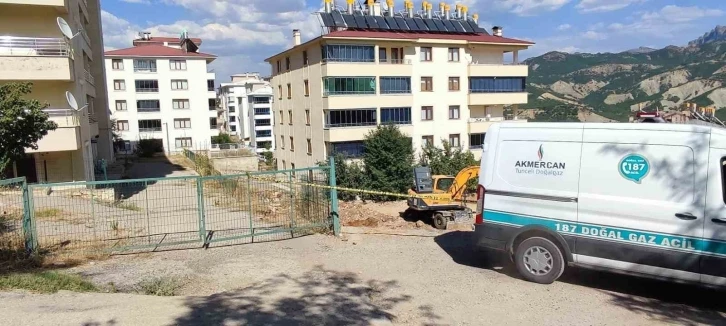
top-left (101, 0), bottom-right (726, 83)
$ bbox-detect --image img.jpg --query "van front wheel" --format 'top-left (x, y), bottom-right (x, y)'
top-left (514, 237), bottom-right (565, 284)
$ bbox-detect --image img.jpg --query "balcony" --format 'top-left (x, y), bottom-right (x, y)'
top-left (0, 0), bottom-right (67, 9)
top-left (138, 108), bottom-right (161, 113)
top-left (467, 116), bottom-right (527, 133)
top-left (26, 108), bottom-right (82, 153)
top-left (468, 91), bottom-right (528, 106)
top-left (0, 36), bottom-right (72, 81)
top-left (84, 67), bottom-right (94, 85)
top-left (322, 60), bottom-right (412, 76)
top-left (468, 63), bottom-right (528, 77)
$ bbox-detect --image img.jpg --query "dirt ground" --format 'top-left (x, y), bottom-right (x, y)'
top-left (339, 200), bottom-right (476, 231)
top-left (1, 227), bottom-right (724, 326)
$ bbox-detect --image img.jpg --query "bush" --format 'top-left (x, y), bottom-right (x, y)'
top-left (211, 133), bottom-right (233, 144)
top-left (136, 139), bottom-right (163, 157)
top-left (363, 125), bottom-right (414, 200)
top-left (419, 140), bottom-right (480, 192)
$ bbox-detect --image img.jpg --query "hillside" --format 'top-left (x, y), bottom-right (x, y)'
top-left (524, 26), bottom-right (726, 122)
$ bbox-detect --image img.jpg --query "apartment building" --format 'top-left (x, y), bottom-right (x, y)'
top-left (0, 0), bottom-right (111, 183)
top-left (266, 1), bottom-right (533, 169)
top-left (217, 73), bottom-right (275, 152)
top-left (105, 33), bottom-right (218, 153)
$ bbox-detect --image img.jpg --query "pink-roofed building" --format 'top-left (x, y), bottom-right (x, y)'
top-left (105, 32), bottom-right (218, 154)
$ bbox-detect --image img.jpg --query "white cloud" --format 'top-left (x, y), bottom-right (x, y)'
top-left (581, 30), bottom-right (606, 40)
top-left (641, 5), bottom-right (723, 24)
top-left (576, 0), bottom-right (646, 13)
top-left (477, 0), bottom-right (571, 16)
top-left (608, 5), bottom-right (724, 38)
top-left (557, 24), bottom-right (571, 31)
top-left (120, 0), bottom-right (150, 3)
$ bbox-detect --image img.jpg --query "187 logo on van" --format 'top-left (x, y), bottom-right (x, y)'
top-left (619, 154), bottom-right (650, 184)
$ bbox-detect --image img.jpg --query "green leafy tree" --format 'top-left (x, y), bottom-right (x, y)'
top-left (0, 82), bottom-right (57, 176)
top-left (419, 140), bottom-right (480, 192)
top-left (211, 133), bottom-right (233, 144)
top-left (363, 125), bottom-right (414, 200)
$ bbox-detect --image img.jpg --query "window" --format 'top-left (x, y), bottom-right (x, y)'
top-left (207, 80), bottom-right (214, 91)
top-left (287, 83), bottom-right (291, 99)
top-left (469, 77), bottom-right (527, 93)
top-left (137, 100), bottom-right (160, 112)
top-left (469, 133), bottom-right (486, 149)
top-left (133, 59), bottom-right (157, 72)
top-left (229, 106), bottom-right (236, 113)
top-left (138, 119), bottom-right (162, 132)
top-left (380, 77), bottom-right (411, 94)
top-left (449, 134), bottom-right (461, 147)
top-left (421, 106), bottom-right (433, 121)
top-left (448, 48), bottom-right (460, 62)
top-left (278, 85), bottom-right (282, 99)
top-left (112, 59), bottom-right (123, 70)
top-left (170, 60), bottom-right (187, 70)
top-left (117, 120), bottom-right (129, 131)
top-left (307, 139), bottom-right (312, 154)
top-left (280, 136), bottom-right (285, 149)
top-left (322, 45), bottom-right (375, 62)
top-left (252, 97), bottom-right (270, 104)
top-left (381, 107), bottom-right (411, 125)
top-left (288, 110), bottom-right (293, 125)
top-left (230, 125), bottom-right (237, 132)
top-left (290, 136), bottom-right (295, 151)
top-left (256, 119), bottom-right (271, 126)
top-left (421, 77), bottom-right (433, 92)
top-left (291, 163), bottom-right (295, 173)
top-left (171, 79), bottom-right (188, 90)
top-left (379, 47), bottom-right (387, 62)
top-left (323, 77), bottom-right (376, 96)
top-left (173, 99), bottom-right (190, 110)
top-left (422, 135), bottom-right (434, 146)
top-left (305, 109), bottom-right (310, 125)
top-left (208, 98), bottom-right (216, 111)
top-left (282, 160), bottom-right (286, 169)
top-left (304, 80), bottom-right (310, 96)
top-left (254, 107), bottom-right (270, 115)
top-left (209, 117), bottom-right (217, 129)
top-left (175, 137), bottom-right (192, 148)
top-left (115, 100), bottom-right (127, 111)
top-left (230, 116), bottom-right (236, 122)
top-left (279, 110), bottom-right (284, 124)
top-left (330, 141), bottom-right (365, 158)
top-left (276, 60), bottom-right (281, 73)
top-left (286, 57), bottom-right (290, 70)
top-left (448, 77), bottom-right (460, 91)
top-left (113, 80), bottom-right (125, 91)
top-left (303, 51), bottom-right (309, 65)
top-left (390, 47), bottom-right (404, 64)
top-left (174, 118), bottom-right (191, 129)
top-left (257, 141), bottom-right (272, 149)
top-left (256, 130), bottom-right (272, 137)
top-left (420, 47), bottom-right (432, 61)
top-left (325, 109), bottom-right (377, 128)
top-left (134, 80), bottom-right (158, 92)
top-left (449, 105), bottom-right (460, 120)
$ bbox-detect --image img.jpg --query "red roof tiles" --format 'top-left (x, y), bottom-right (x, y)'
top-left (104, 44), bottom-right (216, 59)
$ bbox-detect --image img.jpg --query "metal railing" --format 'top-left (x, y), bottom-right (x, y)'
top-left (139, 127), bottom-right (162, 132)
top-left (136, 88), bottom-right (159, 93)
top-left (323, 90), bottom-right (376, 96)
top-left (44, 108), bottom-right (82, 127)
top-left (322, 57), bottom-right (375, 63)
top-left (138, 108), bottom-right (161, 113)
top-left (324, 121), bottom-right (377, 129)
top-left (134, 67), bottom-right (157, 73)
top-left (0, 36), bottom-right (69, 57)
top-left (84, 69), bottom-right (95, 85)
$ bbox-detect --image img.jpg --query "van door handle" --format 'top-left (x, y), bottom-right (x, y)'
top-left (712, 218), bottom-right (726, 225)
top-left (675, 213), bottom-right (697, 220)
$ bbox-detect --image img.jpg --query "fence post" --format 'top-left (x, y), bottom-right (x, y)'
top-left (196, 177), bottom-right (207, 241)
top-left (288, 171), bottom-right (295, 237)
top-left (329, 156), bottom-right (340, 236)
top-left (246, 173), bottom-right (254, 241)
top-left (21, 180), bottom-right (37, 255)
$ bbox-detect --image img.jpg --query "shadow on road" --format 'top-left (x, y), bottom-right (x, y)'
top-left (435, 231), bottom-right (726, 325)
top-left (173, 265), bottom-right (423, 325)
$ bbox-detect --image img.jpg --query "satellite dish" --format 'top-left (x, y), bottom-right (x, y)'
top-left (65, 91), bottom-right (84, 111)
top-left (57, 17), bottom-right (77, 39)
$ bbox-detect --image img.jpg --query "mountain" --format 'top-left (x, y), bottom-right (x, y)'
top-left (524, 26), bottom-right (726, 122)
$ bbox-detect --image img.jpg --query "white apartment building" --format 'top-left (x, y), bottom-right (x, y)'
top-left (0, 0), bottom-right (111, 183)
top-left (105, 33), bottom-right (218, 153)
top-left (266, 2), bottom-right (533, 169)
top-left (217, 73), bottom-right (275, 152)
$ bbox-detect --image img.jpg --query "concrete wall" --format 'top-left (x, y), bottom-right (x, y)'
top-left (211, 156), bottom-right (259, 173)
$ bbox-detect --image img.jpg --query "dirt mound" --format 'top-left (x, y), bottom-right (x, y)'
top-left (339, 201), bottom-right (434, 230)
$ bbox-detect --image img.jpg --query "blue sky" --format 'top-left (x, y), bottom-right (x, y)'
top-left (102, 0), bottom-right (726, 83)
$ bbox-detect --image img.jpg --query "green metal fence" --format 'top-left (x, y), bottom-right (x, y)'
top-left (0, 160), bottom-right (338, 258)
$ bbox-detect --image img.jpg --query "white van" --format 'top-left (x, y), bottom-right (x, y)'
top-left (474, 122), bottom-right (726, 286)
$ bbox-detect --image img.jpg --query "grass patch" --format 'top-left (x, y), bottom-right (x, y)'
top-left (34, 208), bottom-right (63, 219)
top-left (0, 271), bottom-right (97, 293)
top-left (112, 202), bottom-right (142, 212)
top-left (136, 277), bottom-right (182, 296)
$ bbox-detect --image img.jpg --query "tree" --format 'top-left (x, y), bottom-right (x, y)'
top-left (419, 140), bottom-right (480, 192)
top-left (211, 133), bottom-right (233, 144)
top-left (0, 82), bottom-right (57, 176)
top-left (363, 124), bottom-right (414, 200)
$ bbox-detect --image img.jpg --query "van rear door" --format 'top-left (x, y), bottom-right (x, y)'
top-left (577, 127), bottom-right (706, 282)
top-left (701, 138), bottom-right (726, 286)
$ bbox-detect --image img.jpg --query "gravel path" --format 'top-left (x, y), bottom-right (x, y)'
top-left (2, 228), bottom-right (725, 325)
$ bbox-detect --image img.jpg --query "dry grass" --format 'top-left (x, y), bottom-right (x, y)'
top-left (0, 271), bottom-right (98, 293)
top-left (136, 276), bottom-right (183, 296)
top-left (34, 208), bottom-right (63, 219)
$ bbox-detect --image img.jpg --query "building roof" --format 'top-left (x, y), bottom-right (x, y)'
top-left (265, 30), bottom-right (533, 61)
top-left (133, 37), bottom-right (202, 46)
top-left (105, 44), bottom-right (216, 60)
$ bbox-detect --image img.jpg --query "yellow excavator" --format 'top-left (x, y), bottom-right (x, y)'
top-left (406, 166), bottom-right (480, 229)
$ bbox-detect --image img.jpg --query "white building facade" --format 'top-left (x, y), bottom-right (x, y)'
top-left (105, 34), bottom-right (218, 153)
top-left (218, 73), bottom-right (275, 153)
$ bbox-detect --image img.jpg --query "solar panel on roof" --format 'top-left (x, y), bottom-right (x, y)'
top-left (423, 18), bottom-right (439, 31)
top-left (376, 16), bottom-right (390, 30)
top-left (451, 20), bottom-right (466, 32)
top-left (433, 19), bottom-right (447, 32)
top-left (331, 11), bottom-right (346, 27)
top-left (319, 13), bottom-right (335, 27)
top-left (342, 14), bottom-right (357, 27)
top-left (364, 15), bottom-right (379, 29)
top-left (404, 18), bottom-right (419, 31)
top-left (442, 19), bottom-right (456, 32)
top-left (394, 17), bottom-right (409, 31)
top-left (460, 20), bottom-right (474, 33)
top-left (354, 15), bottom-right (367, 28)
top-left (470, 22), bottom-right (488, 34)
top-left (385, 16), bottom-right (400, 30)
top-left (413, 18), bottom-right (429, 31)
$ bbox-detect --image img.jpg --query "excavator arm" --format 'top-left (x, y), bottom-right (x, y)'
top-left (447, 166), bottom-right (479, 201)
